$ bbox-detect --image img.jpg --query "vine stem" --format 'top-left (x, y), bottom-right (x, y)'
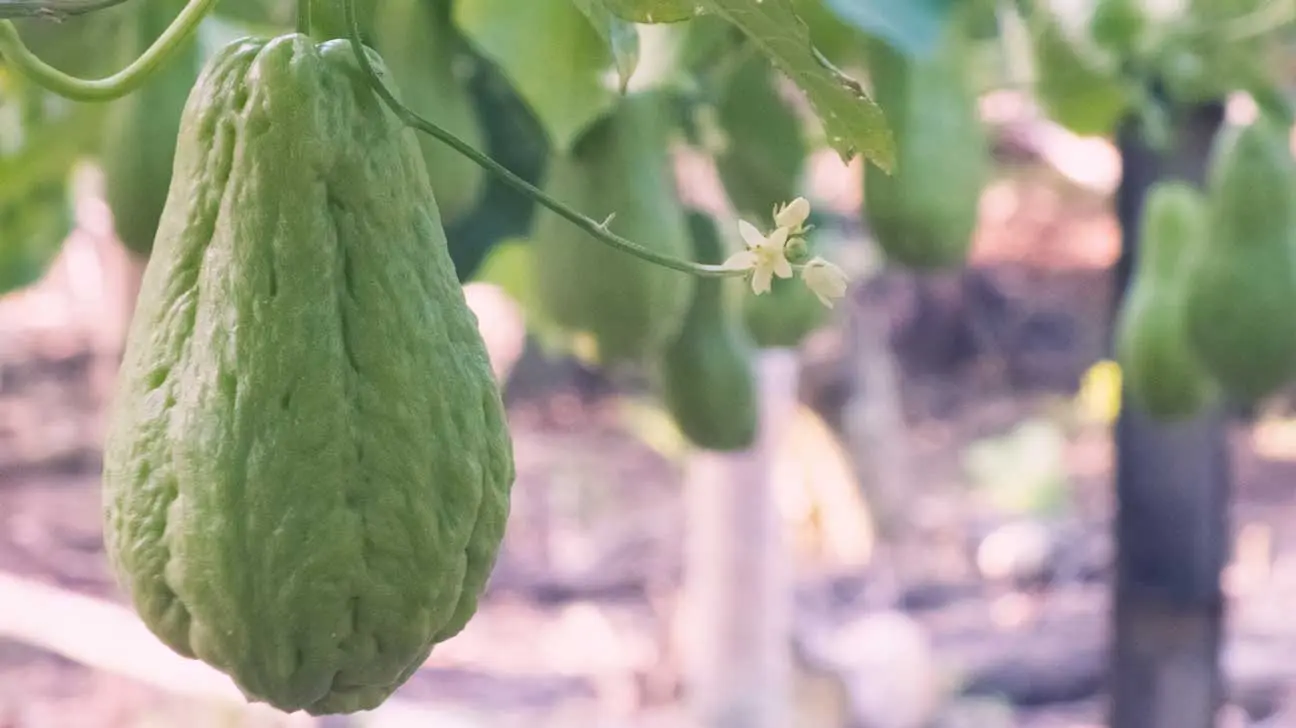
top-left (342, 0), bottom-right (745, 280)
top-left (295, 0), bottom-right (310, 35)
top-left (1219, 0), bottom-right (1296, 42)
top-left (0, 0), bottom-right (217, 101)
top-left (0, 0), bottom-right (130, 21)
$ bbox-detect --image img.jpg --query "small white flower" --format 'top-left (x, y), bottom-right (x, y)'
top-left (774, 197), bottom-right (811, 231)
top-left (722, 220), bottom-right (794, 295)
top-left (801, 256), bottom-right (849, 307)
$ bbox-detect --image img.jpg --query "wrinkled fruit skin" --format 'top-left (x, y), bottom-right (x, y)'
top-left (101, 0), bottom-right (202, 257)
top-left (1182, 118), bottom-right (1296, 404)
top-left (530, 92), bottom-right (694, 365)
top-left (1115, 182), bottom-right (1214, 421)
top-left (101, 35), bottom-right (515, 716)
top-left (371, 0), bottom-right (485, 225)
top-left (659, 212), bottom-right (758, 451)
top-left (863, 33), bottom-right (989, 271)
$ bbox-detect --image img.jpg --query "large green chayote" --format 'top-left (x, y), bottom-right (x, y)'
top-left (101, 35), bottom-right (515, 716)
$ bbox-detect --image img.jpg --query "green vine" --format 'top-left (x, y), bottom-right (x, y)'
top-left (341, 0), bottom-right (748, 280)
top-left (0, 0), bottom-right (786, 281)
top-left (0, 0), bottom-right (217, 101)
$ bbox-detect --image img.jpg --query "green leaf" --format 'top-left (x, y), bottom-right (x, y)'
top-left (573, 0), bottom-right (642, 93)
top-left (820, 0), bottom-right (958, 59)
top-left (792, 0), bottom-right (868, 68)
top-left (455, 0), bottom-right (619, 152)
top-left (0, 0), bottom-right (126, 20)
top-left (600, 0), bottom-right (699, 23)
top-left (0, 71), bottom-right (102, 201)
top-left (701, 0), bottom-right (895, 169)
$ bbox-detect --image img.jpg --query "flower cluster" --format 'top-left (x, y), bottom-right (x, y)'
top-left (720, 197), bottom-right (849, 308)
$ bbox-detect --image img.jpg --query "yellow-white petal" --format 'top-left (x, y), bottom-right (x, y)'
top-left (763, 225), bottom-right (790, 252)
top-left (751, 265), bottom-right (775, 295)
top-left (722, 250), bottom-right (758, 271)
top-left (738, 219), bottom-right (766, 249)
top-left (772, 255), bottom-right (793, 279)
top-left (775, 197), bottom-right (811, 229)
top-left (802, 257), bottom-right (849, 307)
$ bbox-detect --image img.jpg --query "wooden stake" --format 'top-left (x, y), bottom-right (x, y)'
top-left (676, 349), bottom-right (799, 728)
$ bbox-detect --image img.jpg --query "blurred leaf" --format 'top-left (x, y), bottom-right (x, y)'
top-left (456, 0), bottom-right (619, 152)
top-left (0, 69), bottom-right (101, 201)
top-left (821, 0), bottom-right (959, 59)
top-left (792, 0), bottom-right (869, 68)
top-left (573, 0), bottom-right (642, 93)
top-left (0, 0), bottom-right (126, 19)
top-left (472, 239), bottom-right (575, 356)
top-left (8, 7), bottom-right (126, 78)
top-left (1024, 0), bottom-right (1133, 136)
top-left (0, 176), bottom-right (72, 295)
top-left (962, 418), bottom-right (1072, 518)
top-left (700, 0), bottom-right (895, 169)
top-left (600, 0), bottom-right (698, 23)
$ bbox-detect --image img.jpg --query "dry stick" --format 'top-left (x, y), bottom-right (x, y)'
top-left (677, 349), bottom-right (799, 728)
top-left (839, 280), bottom-right (920, 607)
top-left (0, 572), bottom-right (447, 727)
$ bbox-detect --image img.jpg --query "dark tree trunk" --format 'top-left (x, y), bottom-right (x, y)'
top-left (1108, 100), bottom-right (1231, 728)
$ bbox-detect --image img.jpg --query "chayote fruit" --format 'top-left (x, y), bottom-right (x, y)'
top-left (101, 0), bottom-right (202, 257)
top-left (530, 92), bottom-right (695, 365)
top-left (101, 35), bottom-right (515, 716)
top-left (370, 0), bottom-right (486, 225)
top-left (863, 28), bottom-right (990, 271)
top-left (1182, 118), bottom-right (1296, 404)
top-left (1114, 181), bottom-right (1215, 420)
top-left (658, 211), bottom-right (758, 451)
top-left (713, 52), bottom-right (806, 221)
top-left (742, 272), bottom-right (829, 349)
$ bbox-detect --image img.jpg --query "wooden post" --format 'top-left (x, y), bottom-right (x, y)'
top-left (1108, 99), bottom-right (1230, 728)
top-left (839, 277), bottom-right (919, 604)
top-left (677, 349), bottom-right (799, 728)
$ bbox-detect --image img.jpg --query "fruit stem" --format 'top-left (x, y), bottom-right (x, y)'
top-left (296, 0), bottom-right (311, 36)
top-left (342, 0), bottom-right (743, 280)
top-left (0, 0), bottom-right (216, 101)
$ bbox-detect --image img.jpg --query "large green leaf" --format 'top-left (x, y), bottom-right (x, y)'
top-left (599, 0), bottom-right (697, 23)
top-left (572, 0), bottom-right (642, 92)
top-left (701, 0), bottom-right (895, 169)
top-left (456, 0), bottom-right (619, 152)
top-left (599, 0), bottom-right (896, 168)
top-left (820, 0), bottom-right (959, 59)
top-left (0, 71), bottom-right (86, 295)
